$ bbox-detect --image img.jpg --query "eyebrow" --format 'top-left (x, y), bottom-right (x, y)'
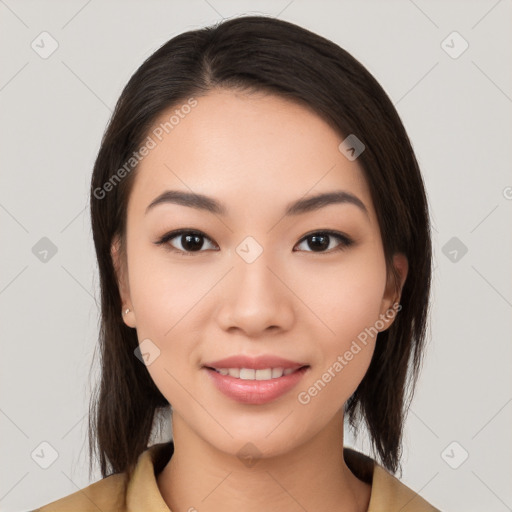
top-left (145, 189), bottom-right (369, 218)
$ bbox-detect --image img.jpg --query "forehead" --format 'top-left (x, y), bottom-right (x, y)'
top-left (127, 89), bottom-right (375, 223)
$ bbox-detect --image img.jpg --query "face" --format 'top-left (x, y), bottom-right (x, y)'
top-left (112, 88), bottom-right (408, 459)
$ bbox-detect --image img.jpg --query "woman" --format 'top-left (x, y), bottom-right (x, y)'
top-left (33, 14), bottom-right (439, 511)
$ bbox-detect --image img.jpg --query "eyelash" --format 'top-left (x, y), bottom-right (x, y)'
top-left (154, 229), bottom-right (354, 256)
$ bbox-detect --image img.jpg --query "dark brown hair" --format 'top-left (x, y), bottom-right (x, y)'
top-left (88, 14), bottom-right (432, 484)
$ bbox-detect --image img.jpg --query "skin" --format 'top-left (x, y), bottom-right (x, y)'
top-left (112, 88), bottom-right (408, 512)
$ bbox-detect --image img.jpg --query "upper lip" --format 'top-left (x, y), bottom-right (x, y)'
top-left (203, 355), bottom-right (309, 370)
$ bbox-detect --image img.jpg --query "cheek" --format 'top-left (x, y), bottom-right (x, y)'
top-left (127, 238), bottom-right (204, 338)
top-left (297, 250), bottom-right (387, 399)
top-left (126, 243), bottom-right (213, 401)
top-left (125, 247), bottom-right (235, 443)
top-left (128, 264), bottom-right (197, 408)
top-left (300, 248), bottom-right (387, 342)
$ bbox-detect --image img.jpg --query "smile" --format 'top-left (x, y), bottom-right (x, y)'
top-left (209, 367), bottom-right (299, 380)
top-left (204, 365), bottom-right (310, 404)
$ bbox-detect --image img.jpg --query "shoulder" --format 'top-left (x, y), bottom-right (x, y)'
top-left (30, 442), bottom-right (172, 512)
top-left (370, 464), bottom-right (441, 511)
top-left (343, 447), bottom-right (441, 511)
top-left (30, 472), bottom-right (128, 512)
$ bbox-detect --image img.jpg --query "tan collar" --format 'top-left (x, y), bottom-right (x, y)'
top-left (126, 441), bottom-right (439, 511)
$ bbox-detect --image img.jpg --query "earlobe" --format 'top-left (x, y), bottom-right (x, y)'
top-left (122, 306), bottom-right (136, 328)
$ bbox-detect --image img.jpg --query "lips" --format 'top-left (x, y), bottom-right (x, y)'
top-left (202, 354), bottom-right (310, 404)
top-left (203, 354), bottom-right (308, 371)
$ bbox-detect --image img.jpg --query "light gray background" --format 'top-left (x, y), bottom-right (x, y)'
top-left (1, 1), bottom-right (511, 511)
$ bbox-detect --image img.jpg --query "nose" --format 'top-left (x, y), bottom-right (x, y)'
top-left (214, 245), bottom-right (295, 338)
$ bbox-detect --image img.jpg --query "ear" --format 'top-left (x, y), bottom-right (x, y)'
top-left (377, 252), bottom-right (408, 332)
top-left (111, 235), bottom-right (136, 328)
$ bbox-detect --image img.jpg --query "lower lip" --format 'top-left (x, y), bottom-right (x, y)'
top-left (204, 367), bottom-right (309, 405)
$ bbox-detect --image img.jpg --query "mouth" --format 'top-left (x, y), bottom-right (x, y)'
top-left (205, 366), bottom-right (308, 380)
top-left (202, 359), bottom-right (310, 405)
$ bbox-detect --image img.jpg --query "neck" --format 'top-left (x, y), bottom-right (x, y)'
top-left (157, 410), bottom-right (371, 512)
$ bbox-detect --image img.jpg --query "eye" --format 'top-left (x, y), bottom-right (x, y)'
top-left (154, 229), bottom-right (354, 256)
top-left (154, 229), bottom-right (218, 256)
top-left (294, 230), bottom-right (354, 253)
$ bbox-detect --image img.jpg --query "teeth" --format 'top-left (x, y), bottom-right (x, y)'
top-left (213, 367), bottom-right (301, 380)
top-left (272, 367), bottom-right (284, 378)
top-left (255, 369), bottom-right (272, 380)
top-left (240, 368), bottom-right (255, 380)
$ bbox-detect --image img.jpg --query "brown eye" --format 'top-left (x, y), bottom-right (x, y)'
top-left (295, 231), bottom-right (353, 253)
top-left (155, 229), bottom-right (353, 256)
top-left (155, 230), bottom-right (217, 256)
